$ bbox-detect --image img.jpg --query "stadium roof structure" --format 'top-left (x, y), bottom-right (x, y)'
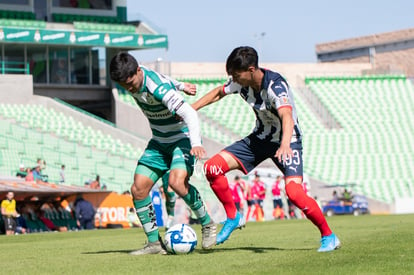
top-left (316, 27), bottom-right (414, 54)
top-left (0, 178), bottom-right (110, 200)
top-left (0, 19), bottom-right (168, 50)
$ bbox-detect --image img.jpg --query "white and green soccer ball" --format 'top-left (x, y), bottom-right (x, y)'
top-left (164, 224), bottom-right (197, 254)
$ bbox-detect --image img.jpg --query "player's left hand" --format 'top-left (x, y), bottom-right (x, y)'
top-left (275, 144), bottom-right (293, 163)
top-left (190, 146), bottom-right (206, 159)
top-left (183, 83), bottom-right (196, 96)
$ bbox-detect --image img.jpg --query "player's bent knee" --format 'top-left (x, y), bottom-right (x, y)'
top-left (204, 154), bottom-right (230, 182)
top-left (168, 170), bottom-right (187, 188)
top-left (131, 184), bottom-right (148, 200)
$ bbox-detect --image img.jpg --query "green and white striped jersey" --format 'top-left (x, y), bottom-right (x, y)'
top-left (130, 66), bottom-right (201, 146)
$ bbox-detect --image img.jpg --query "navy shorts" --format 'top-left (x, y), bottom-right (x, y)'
top-left (224, 135), bottom-right (303, 178)
top-left (273, 198), bottom-right (283, 208)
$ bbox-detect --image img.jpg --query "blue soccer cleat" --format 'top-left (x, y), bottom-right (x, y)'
top-left (216, 211), bottom-right (245, 245)
top-left (317, 233), bottom-right (341, 252)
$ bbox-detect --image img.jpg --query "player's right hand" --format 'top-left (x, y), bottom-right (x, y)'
top-left (183, 83), bottom-right (197, 96)
top-left (190, 146), bottom-right (206, 160)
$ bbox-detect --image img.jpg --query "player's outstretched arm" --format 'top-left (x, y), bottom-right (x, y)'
top-left (191, 86), bottom-right (225, 111)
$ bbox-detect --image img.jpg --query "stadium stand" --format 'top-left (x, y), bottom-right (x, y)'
top-left (0, 18), bottom-right (46, 29)
top-left (0, 10), bottom-right (35, 20)
top-left (303, 75), bottom-right (414, 203)
top-left (0, 103), bottom-right (143, 193)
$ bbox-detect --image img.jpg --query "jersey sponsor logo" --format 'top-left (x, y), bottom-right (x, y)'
top-left (143, 152), bottom-right (154, 157)
top-left (288, 166), bottom-right (298, 173)
top-left (280, 96), bottom-right (289, 104)
top-left (203, 164), bottom-right (223, 176)
top-left (144, 109), bottom-right (171, 119)
top-left (158, 86), bottom-right (168, 95)
top-left (172, 155), bottom-right (182, 160)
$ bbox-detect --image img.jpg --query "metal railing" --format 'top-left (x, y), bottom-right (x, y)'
top-left (0, 61), bottom-right (30, 75)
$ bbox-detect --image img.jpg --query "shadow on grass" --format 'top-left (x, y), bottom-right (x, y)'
top-left (82, 246), bottom-right (313, 255)
top-left (82, 249), bottom-right (133, 254)
top-left (198, 246), bottom-right (313, 254)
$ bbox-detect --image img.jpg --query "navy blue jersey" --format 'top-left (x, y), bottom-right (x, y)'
top-left (223, 69), bottom-right (302, 143)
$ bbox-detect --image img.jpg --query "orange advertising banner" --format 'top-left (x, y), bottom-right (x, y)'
top-left (67, 192), bottom-right (134, 228)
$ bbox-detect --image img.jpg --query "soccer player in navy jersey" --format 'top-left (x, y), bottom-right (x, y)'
top-left (192, 46), bottom-right (340, 252)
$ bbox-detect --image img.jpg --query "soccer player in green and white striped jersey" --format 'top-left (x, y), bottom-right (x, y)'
top-left (110, 52), bottom-right (216, 255)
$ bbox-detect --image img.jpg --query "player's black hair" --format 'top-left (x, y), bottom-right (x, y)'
top-left (109, 52), bottom-right (139, 83)
top-left (226, 46), bottom-right (259, 75)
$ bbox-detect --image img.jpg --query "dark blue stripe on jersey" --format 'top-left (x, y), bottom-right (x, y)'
top-left (253, 109), bottom-right (264, 133)
top-left (240, 87), bottom-right (249, 100)
top-left (293, 125), bottom-right (301, 138)
top-left (262, 69), bottom-right (288, 91)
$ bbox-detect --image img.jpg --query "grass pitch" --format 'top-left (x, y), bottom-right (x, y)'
top-left (1, 214), bottom-right (413, 274)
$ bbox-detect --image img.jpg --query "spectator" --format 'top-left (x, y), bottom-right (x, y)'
top-left (15, 214), bottom-right (27, 234)
top-left (35, 158), bottom-right (48, 182)
top-left (37, 158), bottom-right (44, 169)
top-left (251, 173), bottom-right (266, 221)
top-left (32, 165), bottom-right (42, 181)
top-left (39, 207), bottom-right (68, 232)
top-left (229, 175), bottom-right (246, 214)
top-left (1, 191), bottom-right (18, 235)
top-left (122, 190), bottom-right (131, 196)
top-left (245, 181), bottom-right (255, 222)
top-left (16, 164), bottom-right (27, 178)
top-left (59, 165), bottom-right (65, 184)
top-left (332, 190), bottom-right (339, 201)
top-left (89, 175), bottom-right (101, 189)
top-left (25, 168), bottom-right (34, 182)
top-left (342, 188), bottom-right (352, 202)
top-left (74, 195), bottom-right (96, 230)
top-left (127, 208), bottom-right (142, 228)
top-left (287, 198), bottom-right (298, 219)
top-left (272, 175), bottom-right (285, 220)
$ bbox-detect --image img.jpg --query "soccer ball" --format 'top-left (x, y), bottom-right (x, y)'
top-left (164, 224), bottom-right (198, 254)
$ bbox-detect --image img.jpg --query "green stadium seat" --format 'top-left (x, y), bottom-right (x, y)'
top-left (304, 75), bottom-right (414, 203)
top-left (0, 103), bottom-right (144, 192)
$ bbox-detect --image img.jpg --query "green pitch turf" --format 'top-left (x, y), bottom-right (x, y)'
top-left (1, 214), bottom-right (413, 274)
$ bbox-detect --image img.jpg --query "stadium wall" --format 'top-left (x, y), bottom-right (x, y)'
top-left (0, 75), bottom-right (33, 103)
top-left (316, 28), bottom-right (414, 77)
